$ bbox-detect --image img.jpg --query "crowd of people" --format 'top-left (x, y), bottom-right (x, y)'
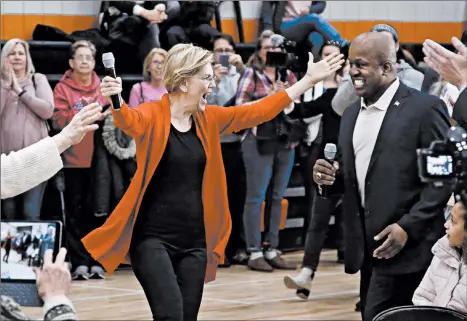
top-left (1, 1), bottom-right (467, 321)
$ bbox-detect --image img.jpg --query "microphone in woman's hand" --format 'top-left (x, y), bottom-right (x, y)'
top-left (102, 52), bottom-right (123, 110)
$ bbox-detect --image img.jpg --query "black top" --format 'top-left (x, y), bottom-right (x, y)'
top-left (132, 123), bottom-right (207, 249)
top-left (290, 87), bottom-right (340, 153)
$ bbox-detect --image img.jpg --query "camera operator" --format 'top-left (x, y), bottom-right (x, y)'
top-left (236, 30), bottom-right (299, 272)
top-left (313, 32), bottom-right (452, 321)
top-left (423, 36), bottom-right (467, 129)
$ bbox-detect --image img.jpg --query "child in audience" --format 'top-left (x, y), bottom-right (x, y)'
top-left (413, 201), bottom-right (467, 313)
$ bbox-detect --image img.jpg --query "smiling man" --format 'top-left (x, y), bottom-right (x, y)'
top-left (312, 32), bottom-right (453, 321)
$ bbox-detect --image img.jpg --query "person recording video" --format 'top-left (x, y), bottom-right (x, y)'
top-left (313, 32), bottom-right (452, 321)
top-left (236, 30), bottom-right (302, 272)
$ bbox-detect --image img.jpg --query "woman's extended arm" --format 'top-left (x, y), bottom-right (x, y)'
top-left (1, 103), bottom-right (102, 200)
top-left (213, 52), bottom-right (344, 134)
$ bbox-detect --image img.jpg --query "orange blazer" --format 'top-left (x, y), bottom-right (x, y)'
top-left (82, 90), bottom-right (292, 283)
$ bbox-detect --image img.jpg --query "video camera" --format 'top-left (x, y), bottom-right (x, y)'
top-left (417, 125), bottom-right (467, 203)
top-left (266, 34), bottom-right (299, 81)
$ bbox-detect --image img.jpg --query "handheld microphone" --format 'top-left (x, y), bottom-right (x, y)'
top-left (102, 52), bottom-right (123, 110)
top-left (320, 143), bottom-right (337, 198)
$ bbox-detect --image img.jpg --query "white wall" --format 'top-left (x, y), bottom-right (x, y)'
top-left (1, 1), bottom-right (465, 22)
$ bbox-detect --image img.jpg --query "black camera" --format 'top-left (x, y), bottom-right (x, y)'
top-left (266, 35), bottom-right (299, 80)
top-left (417, 125), bottom-right (467, 202)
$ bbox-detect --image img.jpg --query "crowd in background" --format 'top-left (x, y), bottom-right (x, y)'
top-left (1, 1), bottom-right (466, 320)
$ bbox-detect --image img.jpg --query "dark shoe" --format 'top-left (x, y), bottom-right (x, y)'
top-left (248, 256), bottom-right (274, 272)
top-left (355, 300), bottom-right (362, 312)
top-left (219, 257), bottom-right (231, 268)
top-left (266, 254), bottom-right (297, 270)
top-left (337, 250), bottom-right (345, 264)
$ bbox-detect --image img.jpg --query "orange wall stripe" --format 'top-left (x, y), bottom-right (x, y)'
top-left (1, 14), bottom-right (463, 44)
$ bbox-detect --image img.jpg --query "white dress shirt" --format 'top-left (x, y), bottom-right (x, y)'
top-left (353, 78), bottom-right (400, 206)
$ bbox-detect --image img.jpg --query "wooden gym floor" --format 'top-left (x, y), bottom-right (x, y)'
top-left (23, 250), bottom-right (361, 320)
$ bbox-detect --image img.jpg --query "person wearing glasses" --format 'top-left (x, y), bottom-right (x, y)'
top-left (84, 42), bottom-right (344, 320)
top-left (128, 48), bottom-right (168, 107)
top-left (51, 40), bottom-right (108, 281)
top-left (208, 34), bottom-right (245, 107)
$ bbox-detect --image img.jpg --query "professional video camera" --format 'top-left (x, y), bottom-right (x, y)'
top-left (417, 125), bottom-right (467, 203)
top-left (266, 34), bottom-right (299, 81)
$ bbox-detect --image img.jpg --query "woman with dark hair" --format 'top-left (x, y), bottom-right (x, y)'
top-left (235, 30), bottom-right (301, 272)
top-left (413, 201), bottom-right (467, 313)
top-left (283, 40), bottom-right (346, 299)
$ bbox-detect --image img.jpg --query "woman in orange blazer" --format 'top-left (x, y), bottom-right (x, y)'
top-left (83, 43), bottom-right (343, 320)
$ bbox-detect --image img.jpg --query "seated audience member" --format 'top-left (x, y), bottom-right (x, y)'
top-left (0, 38), bottom-right (54, 221)
top-left (261, 1), bottom-right (344, 56)
top-left (332, 24), bottom-right (424, 116)
top-left (99, 1), bottom-right (180, 61)
top-left (2, 103), bottom-right (103, 200)
top-left (165, 1), bottom-right (221, 50)
top-left (236, 30), bottom-right (298, 272)
top-left (128, 48), bottom-right (168, 107)
top-left (423, 36), bottom-right (467, 130)
top-left (51, 40), bottom-right (107, 281)
top-left (413, 201), bottom-right (467, 313)
top-left (1, 248), bottom-right (76, 321)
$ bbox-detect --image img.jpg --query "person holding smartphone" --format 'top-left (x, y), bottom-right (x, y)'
top-left (208, 34), bottom-right (245, 107)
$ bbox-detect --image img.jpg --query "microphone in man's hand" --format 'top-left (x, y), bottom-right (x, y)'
top-left (102, 52), bottom-right (123, 110)
top-left (320, 143), bottom-right (337, 198)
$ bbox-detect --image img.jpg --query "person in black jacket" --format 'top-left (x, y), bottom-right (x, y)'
top-left (99, 1), bottom-right (180, 61)
top-left (163, 1), bottom-right (221, 50)
top-left (314, 32), bottom-right (452, 321)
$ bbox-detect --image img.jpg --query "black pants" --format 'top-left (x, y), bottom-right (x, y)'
top-left (130, 238), bottom-right (207, 321)
top-left (302, 194), bottom-right (343, 270)
top-left (64, 168), bottom-right (105, 269)
top-left (359, 256), bottom-right (426, 321)
top-left (221, 141), bottom-right (246, 259)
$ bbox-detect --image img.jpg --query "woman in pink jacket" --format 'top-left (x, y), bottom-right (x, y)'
top-left (413, 201), bottom-right (467, 313)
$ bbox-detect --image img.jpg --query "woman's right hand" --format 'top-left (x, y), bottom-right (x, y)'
top-left (306, 52), bottom-right (344, 85)
top-left (100, 76), bottom-right (122, 100)
top-left (60, 102), bottom-right (102, 145)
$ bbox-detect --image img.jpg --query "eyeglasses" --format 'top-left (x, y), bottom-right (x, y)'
top-left (214, 48), bottom-right (234, 53)
top-left (192, 75), bottom-right (216, 84)
top-left (74, 55), bottom-right (94, 62)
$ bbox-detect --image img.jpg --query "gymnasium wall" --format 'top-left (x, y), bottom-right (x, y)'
top-left (1, 1), bottom-right (465, 43)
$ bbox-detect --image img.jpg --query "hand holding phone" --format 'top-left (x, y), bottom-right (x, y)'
top-left (219, 53), bottom-right (230, 68)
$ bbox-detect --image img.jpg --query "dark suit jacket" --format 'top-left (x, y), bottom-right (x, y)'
top-left (452, 87), bottom-right (467, 129)
top-left (338, 82), bottom-right (453, 275)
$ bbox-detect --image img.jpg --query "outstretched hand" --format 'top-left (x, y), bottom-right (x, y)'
top-left (423, 37), bottom-right (467, 91)
top-left (306, 52), bottom-right (345, 85)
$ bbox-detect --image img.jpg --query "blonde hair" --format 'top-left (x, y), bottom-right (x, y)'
top-left (0, 38), bottom-right (35, 78)
top-left (163, 43), bottom-right (213, 93)
top-left (143, 48), bottom-right (168, 82)
top-left (70, 40), bottom-right (96, 58)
